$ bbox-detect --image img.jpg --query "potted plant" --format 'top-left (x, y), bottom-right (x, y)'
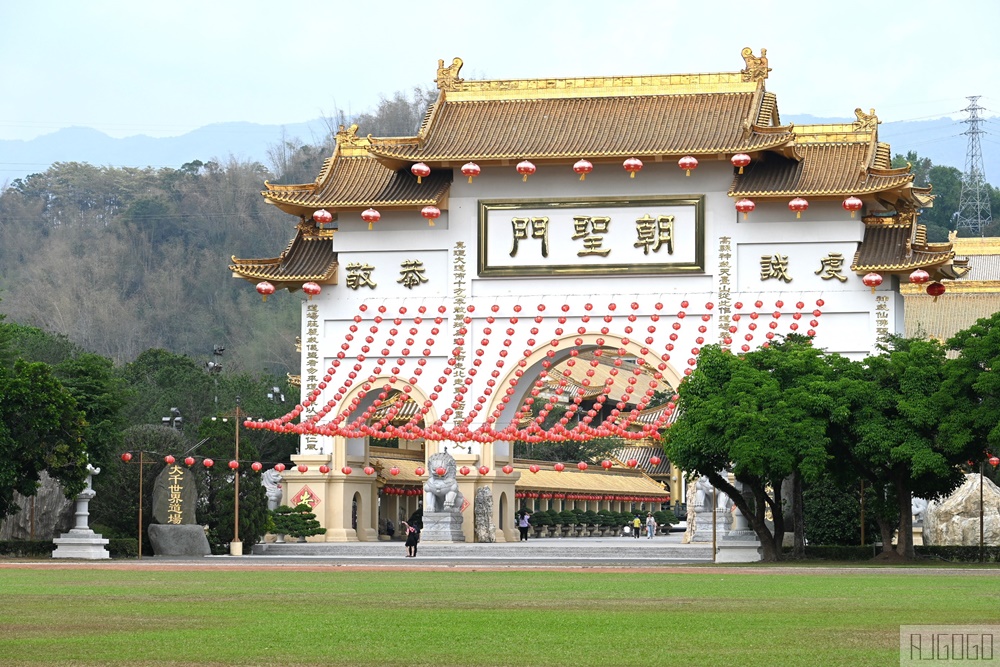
top-left (558, 510), bottom-right (578, 537)
top-left (654, 509), bottom-right (679, 535)
top-left (582, 510), bottom-right (600, 536)
top-left (597, 509), bottom-right (615, 536)
top-left (530, 509), bottom-right (552, 538)
top-left (271, 504), bottom-right (327, 542)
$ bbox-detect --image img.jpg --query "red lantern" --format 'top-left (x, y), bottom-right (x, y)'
top-left (842, 196), bottom-right (863, 218)
top-left (577, 461), bottom-right (588, 471)
top-left (502, 464), bottom-right (514, 474)
top-left (601, 460), bottom-right (612, 470)
top-left (274, 463), bottom-right (286, 473)
top-left (573, 159), bottom-right (594, 180)
top-left (623, 157), bottom-right (643, 178)
top-left (421, 205), bottom-right (441, 227)
top-left (731, 153), bottom-right (750, 173)
top-left (436, 466), bottom-right (447, 476)
top-left (461, 162), bottom-right (480, 183)
top-left (121, 452), bottom-right (132, 462)
top-left (989, 455), bottom-right (999, 467)
top-left (296, 464), bottom-right (307, 473)
top-left (735, 198), bottom-right (755, 220)
top-left (456, 465), bottom-right (469, 476)
top-left (203, 458), bottom-right (215, 468)
top-left (926, 282), bottom-right (946, 302)
top-left (228, 460), bottom-right (239, 470)
top-left (627, 459), bottom-right (638, 468)
top-left (411, 162), bottom-right (430, 184)
top-left (361, 207), bottom-right (381, 231)
top-left (341, 466), bottom-right (352, 475)
top-left (862, 272), bottom-right (883, 293)
top-left (364, 466), bottom-right (375, 476)
top-left (302, 282), bottom-right (322, 300)
top-left (318, 465), bottom-right (330, 474)
top-left (251, 461), bottom-right (263, 472)
top-left (414, 466), bottom-right (425, 476)
top-left (529, 465), bottom-right (540, 474)
top-left (678, 155), bottom-right (698, 176)
top-left (650, 456), bottom-right (661, 466)
top-left (516, 160), bottom-right (536, 181)
top-left (788, 197), bottom-right (809, 218)
top-left (909, 269), bottom-right (930, 284)
top-left (185, 456), bottom-right (196, 467)
top-left (553, 463), bottom-right (565, 472)
top-left (389, 466), bottom-right (400, 476)
top-left (313, 209), bottom-right (333, 225)
top-left (479, 466), bottom-right (490, 475)
top-left (256, 281), bottom-right (275, 302)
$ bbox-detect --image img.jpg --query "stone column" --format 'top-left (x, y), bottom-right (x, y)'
top-left (53, 466), bottom-right (109, 559)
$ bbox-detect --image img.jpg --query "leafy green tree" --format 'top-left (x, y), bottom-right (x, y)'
top-left (0, 359), bottom-right (89, 520)
top-left (837, 337), bottom-right (964, 558)
top-left (271, 504), bottom-right (326, 539)
top-left (664, 338), bottom-right (847, 561)
top-left (940, 311), bottom-right (1000, 463)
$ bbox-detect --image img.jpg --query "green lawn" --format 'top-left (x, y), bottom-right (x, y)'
top-left (1, 567), bottom-right (998, 666)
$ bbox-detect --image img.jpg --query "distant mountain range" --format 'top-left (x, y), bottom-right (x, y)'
top-left (1, 114), bottom-right (995, 186)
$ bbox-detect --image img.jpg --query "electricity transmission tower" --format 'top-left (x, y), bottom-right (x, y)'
top-left (955, 96), bottom-right (992, 236)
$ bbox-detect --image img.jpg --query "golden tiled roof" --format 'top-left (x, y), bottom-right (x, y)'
top-left (229, 227), bottom-right (337, 289)
top-left (262, 154), bottom-right (451, 217)
top-left (851, 214), bottom-right (971, 280)
top-left (611, 444), bottom-right (672, 476)
top-left (512, 462), bottom-right (668, 496)
top-left (730, 142), bottom-right (912, 198)
top-left (366, 93), bottom-right (793, 164)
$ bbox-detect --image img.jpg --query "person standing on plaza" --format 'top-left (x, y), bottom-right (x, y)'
top-left (632, 515), bottom-right (642, 539)
top-left (645, 512), bottom-right (657, 539)
top-left (402, 520), bottom-right (419, 557)
top-left (517, 511), bottom-right (532, 541)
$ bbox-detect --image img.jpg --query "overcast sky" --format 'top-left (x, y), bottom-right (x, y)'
top-left (1, 0), bottom-right (997, 141)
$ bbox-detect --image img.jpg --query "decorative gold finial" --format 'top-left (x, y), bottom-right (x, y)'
top-left (740, 47), bottom-right (770, 82)
top-left (336, 123), bottom-right (363, 147)
top-left (436, 57), bottom-right (464, 91)
top-left (853, 108), bottom-right (879, 130)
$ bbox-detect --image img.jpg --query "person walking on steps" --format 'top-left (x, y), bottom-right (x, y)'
top-left (632, 515), bottom-right (642, 539)
top-left (402, 520), bottom-right (420, 557)
top-left (646, 512), bottom-right (657, 539)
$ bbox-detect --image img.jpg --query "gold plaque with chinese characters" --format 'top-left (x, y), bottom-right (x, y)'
top-left (477, 196), bottom-right (705, 277)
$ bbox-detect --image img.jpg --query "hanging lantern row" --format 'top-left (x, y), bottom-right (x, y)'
top-left (411, 156), bottom-right (719, 183)
top-left (515, 491), bottom-right (666, 502)
top-left (121, 452), bottom-right (279, 472)
top-left (732, 196), bottom-right (862, 221)
top-left (383, 486), bottom-right (423, 496)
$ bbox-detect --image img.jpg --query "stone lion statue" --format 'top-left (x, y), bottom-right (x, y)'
top-left (424, 452), bottom-right (464, 512)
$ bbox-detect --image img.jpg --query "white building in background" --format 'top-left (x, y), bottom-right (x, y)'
top-left (231, 49), bottom-right (967, 542)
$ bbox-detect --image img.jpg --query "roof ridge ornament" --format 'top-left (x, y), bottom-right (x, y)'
top-left (740, 47), bottom-right (770, 83)
top-left (853, 108), bottom-right (880, 131)
top-left (436, 57), bottom-right (464, 91)
top-left (336, 123), bottom-right (366, 148)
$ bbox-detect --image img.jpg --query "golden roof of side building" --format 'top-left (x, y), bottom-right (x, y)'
top-left (229, 223), bottom-right (338, 289)
top-left (261, 125), bottom-right (452, 218)
top-left (851, 212), bottom-right (971, 280)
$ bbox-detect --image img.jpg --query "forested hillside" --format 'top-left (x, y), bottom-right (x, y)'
top-left (0, 89), bottom-right (433, 374)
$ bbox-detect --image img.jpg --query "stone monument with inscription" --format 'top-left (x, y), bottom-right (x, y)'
top-left (147, 464), bottom-right (210, 556)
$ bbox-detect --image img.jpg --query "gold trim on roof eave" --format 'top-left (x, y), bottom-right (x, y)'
top-left (729, 176), bottom-right (914, 198)
top-left (441, 71), bottom-right (760, 103)
top-left (365, 135), bottom-right (795, 164)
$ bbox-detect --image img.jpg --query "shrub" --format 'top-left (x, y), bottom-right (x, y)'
top-left (653, 509), bottom-right (679, 527)
top-left (596, 509), bottom-right (616, 527)
top-left (271, 504), bottom-right (326, 539)
top-left (557, 510), bottom-right (578, 526)
top-left (916, 545), bottom-right (1000, 563)
top-left (532, 510), bottom-right (554, 527)
top-left (108, 538), bottom-right (139, 559)
top-left (582, 510), bottom-right (599, 527)
top-left (0, 540), bottom-right (54, 557)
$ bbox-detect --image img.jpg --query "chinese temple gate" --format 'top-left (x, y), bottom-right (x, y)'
top-left (231, 49), bottom-right (968, 542)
